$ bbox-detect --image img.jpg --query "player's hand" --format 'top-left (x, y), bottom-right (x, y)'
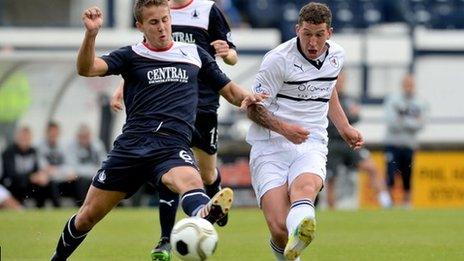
top-left (211, 40), bottom-right (230, 59)
top-left (340, 125), bottom-right (364, 149)
top-left (240, 93), bottom-right (269, 110)
top-left (82, 6), bottom-right (103, 35)
top-left (110, 86), bottom-right (124, 112)
top-left (282, 123), bottom-right (310, 144)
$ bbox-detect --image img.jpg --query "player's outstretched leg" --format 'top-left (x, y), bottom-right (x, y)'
top-left (284, 198), bottom-right (317, 260)
top-left (51, 215), bottom-right (90, 261)
top-left (284, 217), bottom-right (316, 260)
top-left (151, 236), bottom-right (172, 261)
top-left (196, 187), bottom-right (233, 225)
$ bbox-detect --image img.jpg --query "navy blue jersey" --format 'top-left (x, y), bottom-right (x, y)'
top-left (171, 0), bottom-right (236, 113)
top-left (101, 42), bottom-right (230, 157)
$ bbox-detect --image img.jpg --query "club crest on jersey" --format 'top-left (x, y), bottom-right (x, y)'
top-left (253, 83), bottom-right (267, 94)
top-left (329, 56), bottom-right (339, 68)
top-left (226, 32), bottom-right (233, 43)
top-left (97, 170), bottom-right (106, 183)
top-left (147, 67), bottom-right (189, 84)
top-left (192, 9), bottom-right (200, 19)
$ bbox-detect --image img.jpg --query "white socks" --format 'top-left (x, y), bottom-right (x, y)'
top-left (286, 199), bottom-right (315, 235)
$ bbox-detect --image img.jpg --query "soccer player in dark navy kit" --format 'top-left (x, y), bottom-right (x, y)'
top-left (111, 1), bottom-right (239, 259)
top-left (50, 1), bottom-right (263, 260)
top-left (156, 1), bottom-right (239, 259)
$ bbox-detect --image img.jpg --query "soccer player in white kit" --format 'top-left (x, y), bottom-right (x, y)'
top-left (246, 3), bottom-right (364, 260)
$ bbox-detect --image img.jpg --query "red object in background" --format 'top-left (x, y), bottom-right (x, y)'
top-left (219, 158), bottom-right (251, 187)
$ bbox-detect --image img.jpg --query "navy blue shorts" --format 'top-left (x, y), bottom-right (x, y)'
top-left (191, 111), bottom-right (218, 155)
top-left (92, 134), bottom-right (198, 198)
top-left (385, 145), bottom-right (414, 191)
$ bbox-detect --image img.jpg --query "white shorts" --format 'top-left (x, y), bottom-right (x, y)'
top-left (0, 185), bottom-right (11, 204)
top-left (249, 137), bottom-right (328, 207)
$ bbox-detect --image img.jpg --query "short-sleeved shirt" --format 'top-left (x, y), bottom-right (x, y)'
top-left (246, 38), bottom-right (345, 144)
top-left (101, 41), bottom-right (230, 158)
top-left (171, 0), bottom-right (236, 113)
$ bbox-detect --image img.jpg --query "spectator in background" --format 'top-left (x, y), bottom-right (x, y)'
top-left (66, 124), bottom-right (106, 205)
top-left (0, 156), bottom-right (22, 210)
top-left (326, 72), bottom-right (391, 209)
top-left (1, 126), bottom-right (56, 208)
top-left (0, 184), bottom-right (22, 210)
top-left (214, 0), bottom-right (246, 27)
top-left (384, 74), bottom-right (428, 208)
top-left (38, 121), bottom-right (77, 206)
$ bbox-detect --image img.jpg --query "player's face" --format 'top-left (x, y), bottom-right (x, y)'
top-left (136, 5), bottom-right (172, 49)
top-left (296, 22), bottom-right (332, 60)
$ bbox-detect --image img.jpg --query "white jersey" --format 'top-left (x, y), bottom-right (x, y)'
top-left (246, 37), bottom-right (345, 144)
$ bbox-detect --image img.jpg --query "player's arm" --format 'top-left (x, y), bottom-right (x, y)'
top-left (247, 104), bottom-right (309, 144)
top-left (197, 46), bottom-right (263, 108)
top-left (208, 4), bottom-right (238, 65)
top-left (110, 80), bottom-right (124, 112)
top-left (211, 40), bottom-right (238, 65)
top-left (328, 88), bottom-right (364, 149)
top-left (247, 52), bottom-right (309, 144)
top-left (76, 6), bottom-right (109, 77)
top-left (219, 81), bottom-right (267, 109)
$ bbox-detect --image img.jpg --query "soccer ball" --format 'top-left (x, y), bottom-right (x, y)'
top-left (170, 217), bottom-right (218, 261)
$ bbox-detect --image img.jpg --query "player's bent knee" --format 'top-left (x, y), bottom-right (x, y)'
top-left (200, 168), bottom-right (216, 184)
top-left (267, 219), bottom-right (288, 244)
top-left (163, 167), bottom-right (204, 193)
top-left (299, 183), bottom-right (319, 196)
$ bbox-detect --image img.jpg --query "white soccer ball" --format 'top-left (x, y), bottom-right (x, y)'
top-left (170, 217), bottom-right (219, 261)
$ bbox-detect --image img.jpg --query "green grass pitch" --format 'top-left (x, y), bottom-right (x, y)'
top-left (1, 208), bottom-right (464, 260)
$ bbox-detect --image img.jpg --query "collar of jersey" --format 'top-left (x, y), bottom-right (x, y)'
top-left (171, 0), bottom-right (194, 10)
top-left (296, 38), bottom-right (330, 70)
top-left (143, 41), bottom-right (174, 52)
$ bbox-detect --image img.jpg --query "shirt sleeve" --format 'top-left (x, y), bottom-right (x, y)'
top-left (251, 52), bottom-right (286, 106)
top-left (208, 4), bottom-right (236, 49)
top-left (100, 46), bottom-right (131, 76)
top-left (197, 46), bottom-right (231, 91)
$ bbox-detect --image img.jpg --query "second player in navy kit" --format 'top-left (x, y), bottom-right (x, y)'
top-left (157, 2), bottom-right (239, 259)
top-left (50, 1), bottom-right (263, 260)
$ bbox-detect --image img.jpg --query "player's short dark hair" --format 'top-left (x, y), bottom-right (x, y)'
top-left (133, 0), bottom-right (169, 23)
top-left (298, 2), bottom-right (332, 28)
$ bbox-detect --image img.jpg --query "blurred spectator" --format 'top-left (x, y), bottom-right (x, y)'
top-left (0, 184), bottom-right (22, 210)
top-left (214, 0), bottom-right (246, 27)
top-left (0, 71), bottom-right (31, 149)
top-left (38, 121), bottom-right (78, 206)
top-left (326, 72), bottom-right (391, 209)
top-left (384, 74), bottom-right (428, 207)
top-left (67, 124), bottom-right (106, 205)
top-left (243, 0), bottom-right (281, 28)
top-left (0, 156), bottom-right (22, 210)
top-left (1, 126), bottom-right (57, 208)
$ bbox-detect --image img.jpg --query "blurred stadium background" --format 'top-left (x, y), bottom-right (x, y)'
top-left (1, 0), bottom-right (464, 208)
